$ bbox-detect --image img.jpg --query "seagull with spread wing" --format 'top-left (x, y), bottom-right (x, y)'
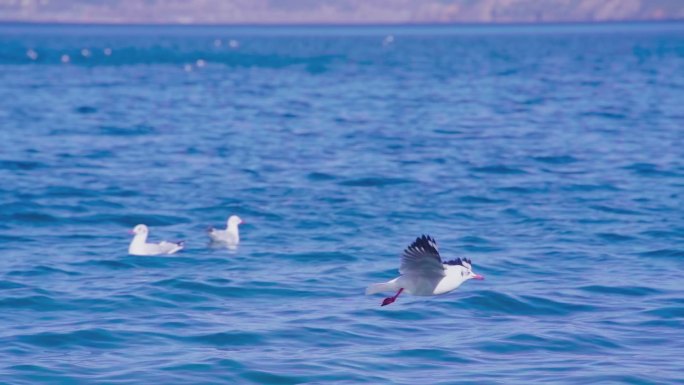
top-left (366, 235), bottom-right (484, 306)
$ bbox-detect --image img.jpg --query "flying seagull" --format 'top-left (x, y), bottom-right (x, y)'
top-left (366, 235), bottom-right (484, 306)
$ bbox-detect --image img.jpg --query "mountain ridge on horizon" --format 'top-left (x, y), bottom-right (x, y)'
top-left (1, 0), bottom-right (683, 25)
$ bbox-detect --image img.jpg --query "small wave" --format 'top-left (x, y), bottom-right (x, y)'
top-left (277, 326), bottom-right (376, 347)
top-left (532, 155), bottom-right (578, 164)
top-left (624, 162), bottom-right (681, 177)
top-left (462, 244), bottom-right (502, 253)
top-left (70, 259), bottom-right (136, 270)
top-left (240, 370), bottom-right (305, 385)
top-left (151, 278), bottom-right (323, 300)
top-left (74, 105), bottom-right (97, 114)
top-left (0, 295), bottom-right (72, 311)
top-left (595, 232), bottom-right (635, 242)
top-left (589, 205), bottom-right (643, 216)
top-left (306, 172), bottom-right (337, 181)
top-left (457, 235), bottom-right (491, 244)
top-left (7, 265), bottom-right (80, 277)
top-left (638, 249), bottom-right (684, 259)
top-left (358, 307), bottom-right (433, 322)
top-left (0, 280), bottom-right (27, 290)
top-left (561, 184), bottom-right (620, 192)
top-left (639, 230), bottom-right (680, 239)
top-left (471, 165), bottom-right (527, 174)
top-left (496, 186), bottom-right (547, 194)
top-left (16, 328), bottom-right (129, 349)
top-left (478, 330), bottom-right (623, 355)
top-left (274, 251), bottom-right (358, 263)
top-left (7, 212), bottom-right (58, 224)
top-left (152, 278), bottom-right (234, 297)
top-left (181, 331), bottom-right (264, 347)
top-left (44, 185), bottom-right (100, 198)
top-left (458, 195), bottom-right (503, 204)
top-left (381, 347), bottom-right (473, 363)
top-left (98, 124), bottom-right (156, 136)
top-left (581, 110), bottom-right (627, 120)
top-left (0, 233), bottom-right (32, 243)
top-left (0, 159), bottom-right (46, 171)
top-left (6, 364), bottom-right (60, 374)
top-left (338, 177), bottom-right (412, 187)
top-left (433, 128), bottom-right (463, 135)
top-left (462, 291), bottom-right (597, 316)
top-left (74, 213), bottom-right (190, 226)
top-left (579, 285), bottom-right (661, 296)
top-left (638, 319), bottom-right (683, 329)
top-left (162, 358), bottom-right (244, 372)
top-left (643, 306), bottom-right (684, 319)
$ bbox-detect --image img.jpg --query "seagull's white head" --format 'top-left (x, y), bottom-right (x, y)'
top-left (130, 224), bottom-right (149, 236)
top-left (446, 257), bottom-right (485, 281)
top-left (227, 215), bottom-right (243, 228)
top-left (462, 258), bottom-right (485, 281)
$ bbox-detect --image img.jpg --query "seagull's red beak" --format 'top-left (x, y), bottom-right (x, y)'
top-left (128, 230), bottom-right (135, 235)
top-left (472, 274), bottom-right (485, 280)
top-left (240, 220), bottom-right (245, 224)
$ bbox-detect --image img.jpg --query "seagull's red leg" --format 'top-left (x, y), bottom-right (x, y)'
top-left (381, 288), bottom-right (404, 306)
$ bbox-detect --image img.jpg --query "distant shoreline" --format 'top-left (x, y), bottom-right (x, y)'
top-left (1, 19), bottom-right (683, 29)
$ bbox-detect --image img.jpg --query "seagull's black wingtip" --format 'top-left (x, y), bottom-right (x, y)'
top-left (407, 234), bottom-right (439, 254)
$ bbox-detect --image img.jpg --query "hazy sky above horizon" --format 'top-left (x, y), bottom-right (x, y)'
top-left (1, 0), bottom-right (683, 24)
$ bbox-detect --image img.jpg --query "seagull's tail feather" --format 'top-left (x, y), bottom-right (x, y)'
top-left (173, 241), bottom-right (185, 253)
top-left (161, 241), bottom-right (184, 255)
top-left (366, 281), bottom-right (395, 295)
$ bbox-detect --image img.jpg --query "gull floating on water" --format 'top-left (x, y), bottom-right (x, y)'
top-left (128, 224), bottom-right (184, 256)
top-left (208, 215), bottom-right (243, 247)
top-left (26, 49), bottom-right (38, 60)
top-left (366, 235), bottom-right (484, 306)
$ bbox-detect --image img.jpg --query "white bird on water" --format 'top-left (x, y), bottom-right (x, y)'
top-left (128, 224), bottom-right (184, 256)
top-left (208, 215), bottom-right (243, 247)
top-left (366, 235), bottom-right (484, 306)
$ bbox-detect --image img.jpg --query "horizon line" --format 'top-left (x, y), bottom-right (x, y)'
top-left (1, 18), bottom-right (683, 29)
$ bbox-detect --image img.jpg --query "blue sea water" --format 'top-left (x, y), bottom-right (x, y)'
top-left (1, 22), bottom-right (684, 384)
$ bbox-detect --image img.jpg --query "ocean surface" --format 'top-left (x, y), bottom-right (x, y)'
top-left (1, 22), bottom-right (683, 384)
